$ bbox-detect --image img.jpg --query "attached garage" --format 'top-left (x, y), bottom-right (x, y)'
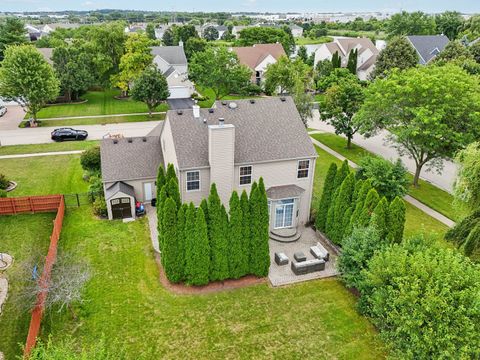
top-left (168, 86), bottom-right (192, 99)
top-left (105, 181), bottom-right (136, 220)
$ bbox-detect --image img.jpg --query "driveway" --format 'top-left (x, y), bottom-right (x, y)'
top-left (308, 110), bottom-right (458, 193)
top-left (0, 121), bottom-right (161, 146)
top-left (0, 105), bottom-right (24, 131)
top-left (167, 98), bottom-right (194, 110)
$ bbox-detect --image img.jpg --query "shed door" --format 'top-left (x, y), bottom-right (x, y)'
top-left (111, 198), bottom-right (132, 219)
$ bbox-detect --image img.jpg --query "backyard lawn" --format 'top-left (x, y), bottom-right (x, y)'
top-left (0, 155), bottom-right (88, 196)
top-left (0, 213), bottom-right (55, 358)
top-left (310, 132), bottom-right (467, 221)
top-left (196, 86), bottom-right (261, 108)
top-left (31, 90), bottom-right (169, 119)
top-left (39, 206), bottom-right (385, 359)
top-left (22, 113), bottom-right (165, 128)
top-left (0, 141), bottom-right (99, 156)
top-left (295, 36), bottom-right (333, 45)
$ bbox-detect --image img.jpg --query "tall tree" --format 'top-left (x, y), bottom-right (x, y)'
top-left (370, 196), bottom-right (389, 240)
top-left (320, 77), bottom-right (364, 149)
top-left (237, 27), bottom-right (294, 55)
top-left (0, 45), bottom-right (59, 123)
top-left (358, 189), bottom-right (380, 228)
top-left (330, 173), bottom-right (356, 244)
top-left (240, 190), bottom-right (251, 273)
top-left (52, 43), bottom-right (95, 102)
top-left (156, 166), bottom-right (166, 202)
top-left (0, 17), bottom-right (27, 61)
top-left (331, 51), bottom-right (342, 68)
top-left (228, 191), bottom-right (248, 278)
top-left (165, 163), bottom-right (177, 184)
top-left (454, 142), bottom-right (480, 211)
top-left (162, 198), bottom-right (181, 283)
top-left (386, 11), bottom-right (436, 37)
top-left (190, 46), bottom-right (251, 100)
top-left (435, 11), bottom-right (464, 40)
top-left (162, 28), bottom-right (175, 46)
top-left (347, 179), bottom-right (373, 236)
top-left (208, 184), bottom-right (229, 281)
top-left (371, 36), bottom-right (418, 78)
top-left (176, 24), bottom-right (199, 44)
top-left (146, 23), bottom-right (156, 40)
top-left (387, 196), bottom-right (406, 244)
top-left (346, 49), bottom-right (358, 74)
top-left (186, 206), bottom-right (210, 286)
top-left (355, 64), bottom-right (480, 187)
top-left (131, 65), bottom-right (169, 116)
top-left (264, 56), bottom-right (311, 95)
top-left (316, 163), bottom-right (337, 232)
top-left (176, 203), bottom-right (188, 281)
top-left (112, 33), bottom-right (153, 95)
top-left (249, 179), bottom-right (270, 277)
top-left (157, 185), bottom-right (168, 256)
top-left (203, 26), bottom-right (219, 41)
top-left (166, 177), bottom-right (181, 210)
top-left (184, 37), bottom-right (207, 60)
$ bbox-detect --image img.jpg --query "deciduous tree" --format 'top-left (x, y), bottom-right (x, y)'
top-left (0, 17), bottom-right (27, 60)
top-left (203, 26), bottom-right (219, 41)
top-left (435, 11), bottom-right (464, 40)
top-left (371, 36), bottom-right (418, 78)
top-left (131, 65), bottom-right (169, 116)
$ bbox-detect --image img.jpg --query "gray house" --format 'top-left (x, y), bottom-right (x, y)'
top-left (406, 35), bottom-right (450, 65)
top-left (101, 97), bottom-right (317, 241)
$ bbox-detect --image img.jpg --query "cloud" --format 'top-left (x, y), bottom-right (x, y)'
top-left (82, 1), bottom-right (94, 6)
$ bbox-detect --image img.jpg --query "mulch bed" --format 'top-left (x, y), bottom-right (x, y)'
top-left (154, 253), bottom-right (266, 295)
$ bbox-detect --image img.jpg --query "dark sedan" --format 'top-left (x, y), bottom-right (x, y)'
top-left (51, 128), bottom-right (88, 141)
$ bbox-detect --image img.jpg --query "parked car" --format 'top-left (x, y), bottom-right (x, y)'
top-left (51, 128), bottom-right (88, 141)
top-left (0, 106), bottom-right (7, 117)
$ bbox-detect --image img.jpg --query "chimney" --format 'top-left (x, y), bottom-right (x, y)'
top-left (179, 40), bottom-right (184, 47)
top-left (208, 121), bottom-right (235, 207)
top-left (192, 103), bottom-right (200, 118)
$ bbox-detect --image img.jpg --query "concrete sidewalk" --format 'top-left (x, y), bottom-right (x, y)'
top-left (310, 136), bottom-right (455, 228)
top-left (0, 150), bottom-right (83, 160)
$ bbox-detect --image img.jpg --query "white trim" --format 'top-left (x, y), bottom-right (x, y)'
top-left (296, 159), bottom-right (310, 180)
top-left (185, 170), bottom-right (201, 192)
top-left (239, 165), bottom-right (253, 186)
top-left (273, 198), bottom-right (296, 229)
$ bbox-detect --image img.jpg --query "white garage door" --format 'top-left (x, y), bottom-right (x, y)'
top-left (168, 86), bottom-right (191, 99)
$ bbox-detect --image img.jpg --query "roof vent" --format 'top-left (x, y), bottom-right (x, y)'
top-left (221, 101), bottom-right (227, 106)
top-left (208, 108), bottom-right (214, 113)
top-left (280, 97), bottom-right (286, 102)
top-left (113, 139), bottom-right (118, 144)
top-left (228, 102), bottom-right (238, 109)
top-left (142, 137), bottom-right (147, 142)
top-left (127, 138), bottom-right (133, 143)
top-left (250, 99), bottom-right (255, 104)
top-left (177, 109), bottom-right (183, 115)
top-left (203, 118), bottom-right (207, 124)
top-left (219, 118), bottom-right (225, 126)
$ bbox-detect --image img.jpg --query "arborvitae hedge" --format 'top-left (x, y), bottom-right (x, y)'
top-left (326, 160), bottom-right (350, 235)
top-left (184, 203), bottom-right (197, 282)
top-left (228, 191), bottom-right (248, 278)
top-left (165, 163), bottom-right (177, 184)
top-left (387, 197), bottom-right (406, 243)
top-left (176, 204), bottom-right (187, 281)
top-left (331, 173), bottom-right (356, 244)
top-left (316, 163), bottom-right (337, 232)
top-left (358, 188), bottom-right (380, 228)
top-left (370, 197), bottom-right (389, 240)
top-left (157, 185), bottom-right (168, 256)
top-left (166, 177), bottom-right (181, 210)
top-left (240, 189), bottom-right (251, 268)
top-left (162, 198), bottom-right (181, 283)
top-left (156, 165), bottom-right (166, 201)
top-left (188, 207), bottom-right (210, 286)
top-left (334, 160), bottom-right (350, 189)
top-left (208, 183), bottom-right (229, 281)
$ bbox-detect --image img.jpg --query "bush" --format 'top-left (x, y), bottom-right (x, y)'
top-left (88, 175), bottom-right (104, 199)
top-left (445, 209), bottom-right (480, 260)
top-left (239, 83), bottom-right (263, 96)
top-left (356, 156), bottom-right (409, 201)
top-left (0, 174), bottom-right (9, 190)
top-left (92, 196), bottom-right (107, 217)
top-left (0, 189), bottom-right (7, 198)
top-left (359, 237), bottom-right (480, 359)
top-left (80, 146), bottom-right (101, 173)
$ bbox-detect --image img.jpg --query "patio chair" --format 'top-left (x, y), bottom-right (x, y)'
top-left (310, 242), bottom-right (329, 261)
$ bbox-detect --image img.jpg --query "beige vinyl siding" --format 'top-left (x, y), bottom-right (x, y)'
top-left (104, 178), bottom-right (156, 203)
top-left (179, 168), bottom-right (211, 206)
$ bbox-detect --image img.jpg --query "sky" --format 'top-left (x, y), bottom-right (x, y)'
top-left (2, 0), bottom-right (479, 14)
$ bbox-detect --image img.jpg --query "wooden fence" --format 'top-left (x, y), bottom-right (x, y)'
top-left (0, 195), bottom-right (63, 215)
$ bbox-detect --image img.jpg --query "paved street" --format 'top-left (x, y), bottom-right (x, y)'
top-left (308, 110), bottom-right (458, 193)
top-left (0, 105), bottom-right (24, 131)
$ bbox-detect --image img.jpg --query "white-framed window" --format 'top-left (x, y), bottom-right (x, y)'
top-left (297, 159), bottom-right (310, 179)
top-left (274, 199), bottom-right (295, 229)
top-left (239, 165), bottom-right (252, 185)
top-left (186, 170), bottom-right (200, 191)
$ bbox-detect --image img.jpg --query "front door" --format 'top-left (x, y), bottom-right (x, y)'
top-left (144, 182), bottom-right (153, 202)
top-left (274, 199), bottom-right (295, 229)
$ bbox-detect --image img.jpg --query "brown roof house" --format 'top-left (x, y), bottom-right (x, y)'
top-left (232, 43), bottom-right (286, 85)
top-left (101, 97), bottom-right (317, 241)
top-left (314, 37), bottom-right (380, 80)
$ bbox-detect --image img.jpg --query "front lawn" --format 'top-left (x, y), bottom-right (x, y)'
top-left (310, 133), bottom-right (467, 221)
top-left (21, 113), bottom-right (165, 128)
top-left (0, 155), bottom-right (88, 196)
top-left (0, 141), bottom-right (99, 156)
top-left (296, 36), bottom-right (333, 45)
top-left (0, 213), bottom-right (55, 358)
top-left (312, 145), bottom-right (448, 241)
top-left (39, 206), bottom-right (384, 359)
top-left (32, 89), bottom-right (169, 119)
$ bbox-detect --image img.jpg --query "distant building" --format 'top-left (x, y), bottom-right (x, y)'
top-left (406, 35), bottom-right (450, 65)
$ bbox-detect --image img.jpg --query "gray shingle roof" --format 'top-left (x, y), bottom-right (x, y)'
top-left (151, 46), bottom-right (187, 65)
top-left (101, 130), bottom-right (164, 183)
top-left (37, 48), bottom-right (53, 65)
top-left (163, 66), bottom-right (176, 78)
top-left (105, 181), bottom-right (135, 200)
top-left (407, 35), bottom-right (449, 64)
top-left (266, 184), bottom-right (305, 200)
top-left (167, 97), bottom-right (318, 170)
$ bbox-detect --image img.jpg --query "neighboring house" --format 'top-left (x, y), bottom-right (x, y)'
top-left (232, 25), bottom-right (247, 38)
top-left (232, 43), bottom-right (286, 85)
top-left (25, 24), bottom-right (42, 41)
top-left (314, 37), bottom-right (379, 80)
top-left (289, 24), bottom-right (304, 38)
top-left (100, 97), bottom-right (317, 240)
top-left (125, 24), bottom-right (146, 34)
top-left (41, 23), bottom-right (81, 35)
top-left (154, 25), bottom-right (169, 40)
top-left (406, 35), bottom-right (450, 65)
top-left (151, 46), bottom-right (194, 99)
top-left (36, 48), bottom-right (53, 65)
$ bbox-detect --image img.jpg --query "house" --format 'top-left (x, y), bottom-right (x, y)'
top-left (125, 24), bottom-right (146, 34)
top-left (25, 24), bottom-right (42, 41)
top-left (36, 48), bottom-right (53, 65)
top-left (406, 35), bottom-right (450, 65)
top-left (151, 46), bottom-right (194, 99)
top-left (100, 97), bottom-right (317, 240)
top-left (40, 23), bottom-right (81, 35)
top-left (289, 24), bottom-right (304, 38)
top-left (314, 37), bottom-right (379, 80)
top-left (232, 25), bottom-right (247, 38)
top-left (232, 43), bottom-right (286, 85)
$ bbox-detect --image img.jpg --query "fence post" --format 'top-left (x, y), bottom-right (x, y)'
top-left (29, 197), bottom-right (34, 213)
top-left (76, 193), bottom-right (80, 207)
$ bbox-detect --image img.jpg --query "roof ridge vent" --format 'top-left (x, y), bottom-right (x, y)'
top-left (208, 108), bottom-right (214, 113)
top-left (280, 96), bottom-right (286, 102)
top-left (177, 109), bottom-right (183, 115)
top-left (142, 137), bottom-right (147, 142)
top-left (113, 139), bottom-right (118, 144)
top-left (127, 138), bottom-right (133, 143)
top-left (228, 102), bottom-right (238, 109)
top-left (250, 99), bottom-right (255, 104)
top-left (221, 101), bottom-right (227, 106)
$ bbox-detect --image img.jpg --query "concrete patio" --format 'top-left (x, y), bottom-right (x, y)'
top-left (268, 226), bottom-right (339, 287)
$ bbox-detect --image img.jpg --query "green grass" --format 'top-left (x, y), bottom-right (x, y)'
top-left (310, 133), bottom-right (467, 221)
top-left (197, 86), bottom-right (261, 108)
top-left (22, 113), bottom-right (165, 128)
top-left (210, 40), bottom-right (234, 46)
top-left (326, 30), bottom-right (387, 40)
top-left (0, 213), bottom-right (55, 358)
top-left (32, 90), bottom-right (169, 119)
top-left (0, 155), bottom-right (88, 196)
top-left (312, 145), bottom-right (448, 240)
top-left (37, 206), bottom-right (384, 359)
top-left (295, 36), bottom-right (333, 45)
top-left (0, 141), bottom-right (99, 156)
